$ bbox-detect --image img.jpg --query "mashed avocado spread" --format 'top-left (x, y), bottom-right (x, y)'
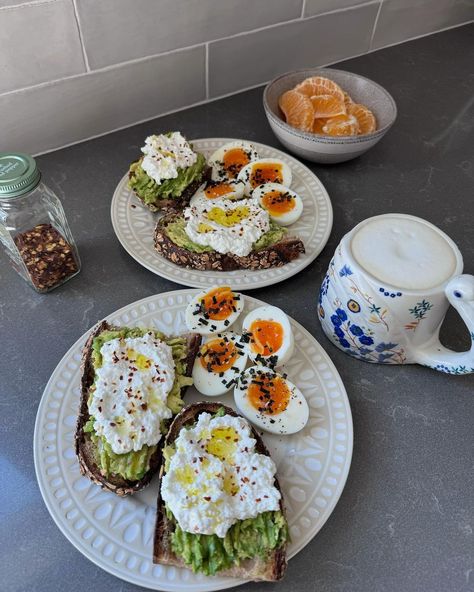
top-left (162, 409), bottom-right (289, 576)
top-left (164, 217), bottom-right (287, 254)
top-left (128, 152), bottom-right (206, 204)
top-left (83, 328), bottom-right (192, 482)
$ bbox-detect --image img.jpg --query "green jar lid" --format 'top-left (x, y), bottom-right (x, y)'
top-left (0, 152), bottom-right (41, 198)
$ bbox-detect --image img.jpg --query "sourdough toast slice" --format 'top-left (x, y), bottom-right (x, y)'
top-left (75, 321), bottom-right (201, 496)
top-left (128, 161), bottom-right (211, 213)
top-left (154, 213), bottom-right (305, 271)
top-left (153, 402), bottom-right (288, 581)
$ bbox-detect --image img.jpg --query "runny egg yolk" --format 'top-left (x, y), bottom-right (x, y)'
top-left (250, 163), bottom-right (283, 188)
top-left (262, 190), bottom-right (295, 215)
top-left (249, 319), bottom-right (284, 356)
top-left (125, 348), bottom-right (152, 370)
top-left (248, 373), bottom-right (290, 415)
top-left (207, 205), bottom-right (249, 226)
top-left (223, 148), bottom-right (251, 178)
top-left (205, 426), bottom-right (240, 460)
top-left (200, 286), bottom-right (237, 320)
top-left (223, 469), bottom-right (239, 496)
top-left (199, 338), bottom-right (238, 372)
top-left (204, 183), bottom-right (233, 199)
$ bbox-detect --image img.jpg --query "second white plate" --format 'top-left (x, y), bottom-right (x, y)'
top-left (111, 138), bottom-right (333, 290)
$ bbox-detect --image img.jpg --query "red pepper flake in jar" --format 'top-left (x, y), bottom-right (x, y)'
top-left (14, 223), bottom-right (79, 293)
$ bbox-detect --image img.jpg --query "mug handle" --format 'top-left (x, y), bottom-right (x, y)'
top-left (414, 274), bottom-right (474, 374)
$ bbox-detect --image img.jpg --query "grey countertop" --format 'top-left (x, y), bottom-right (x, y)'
top-left (2, 24), bottom-right (473, 592)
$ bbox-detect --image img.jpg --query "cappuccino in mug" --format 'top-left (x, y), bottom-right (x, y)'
top-left (351, 216), bottom-right (458, 291)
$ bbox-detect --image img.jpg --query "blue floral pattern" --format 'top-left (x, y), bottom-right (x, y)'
top-left (379, 287), bottom-right (403, 298)
top-left (431, 364), bottom-right (474, 375)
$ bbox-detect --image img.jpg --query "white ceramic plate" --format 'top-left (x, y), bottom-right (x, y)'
top-left (111, 138), bottom-right (333, 290)
top-left (34, 290), bottom-right (352, 591)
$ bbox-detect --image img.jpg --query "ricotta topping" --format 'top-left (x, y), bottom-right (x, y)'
top-left (161, 413), bottom-right (281, 538)
top-left (140, 132), bottom-right (198, 185)
top-left (184, 198), bottom-right (270, 257)
top-left (89, 333), bottom-right (175, 454)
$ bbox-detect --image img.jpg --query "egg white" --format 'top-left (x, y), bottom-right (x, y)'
top-left (241, 305), bottom-right (294, 367)
top-left (237, 158), bottom-right (292, 196)
top-left (192, 332), bottom-right (248, 397)
top-left (208, 141), bottom-right (260, 182)
top-left (252, 183), bottom-right (303, 226)
top-left (185, 286), bottom-right (244, 334)
top-left (234, 365), bottom-right (309, 435)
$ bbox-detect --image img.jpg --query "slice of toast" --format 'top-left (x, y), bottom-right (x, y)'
top-left (154, 213), bottom-right (305, 271)
top-left (153, 402), bottom-right (288, 581)
top-left (75, 321), bottom-right (201, 496)
top-left (128, 162), bottom-right (211, 213)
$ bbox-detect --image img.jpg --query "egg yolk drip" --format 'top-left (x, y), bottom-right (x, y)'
top-left (206, 205), bottom-right (250, 226)
top-left (205, 426), bottom-right (240, 461)
top-left (204, 182), bottom-right (233, 199)
top-left (262, 190), bottom-right (295, 215)
top-left (249, 320), bottom-right (284, 356)
top-left (223, 148), bottom-right (251, 178)
top-left (199, 337), bottom-right (238, 372)
top-left (200, 286), bottom-right (239, 320)
top-left (248, 372), bottom-right (290, 415)
top-left (250, 163), bottom-right (283, 188)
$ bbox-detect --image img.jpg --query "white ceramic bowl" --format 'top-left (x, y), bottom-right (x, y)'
top-left (263, 67), bottom-right (397, 164)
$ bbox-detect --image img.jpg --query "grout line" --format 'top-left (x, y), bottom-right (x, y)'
top-left (301, 0), bottom-right (307, 19)
top-left (369, 0), bottom-right (384, 51)
top-left (24, 19), bottom-right (474, 157)
top-left (205, 42), bottom-right (210, 100)
top-left (0, 0), bottom-right (58, 11)
top-left (71, 0), bottom-right (90, 72)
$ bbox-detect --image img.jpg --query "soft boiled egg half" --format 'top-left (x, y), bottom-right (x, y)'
top-left (208, 141), bottom-right (260, 182)
top-left (234, 365), bottom-right (309, 434)
top-left (237, 158), bottom-right (292, 196)
top-left (253, 183), bottom-right (303, 226)
top-left (190, 180), bottom-right (245, 206)
top-left (192, 332), bottom-right (248, 396)
top-left (242, 305), bottom-right (294, 367)
top-left (185, 285), bottom-right (244, 334)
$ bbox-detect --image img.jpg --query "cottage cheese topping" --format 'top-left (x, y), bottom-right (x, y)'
top-left (140, 132), bottom-right (198, 185)
top-left (89, 333), bottom-right (175, 454)
top-left (161, 413), bottom-right (281, 538)
top-left (184, 198), bottom-right (270, 257)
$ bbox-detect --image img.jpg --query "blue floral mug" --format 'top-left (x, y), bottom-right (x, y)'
top-left (318, 214), bottom-right (474, 374)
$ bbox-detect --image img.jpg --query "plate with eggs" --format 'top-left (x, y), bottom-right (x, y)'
top-left (34, 288), bottom-right (352, 591)
top-left (111, 138), bottom-right (333, 290)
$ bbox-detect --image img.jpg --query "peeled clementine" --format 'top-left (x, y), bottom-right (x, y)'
top-left (310, 94), bottom-right (346, 118)
top-left (322, 114), bottom-right (359, 136)
top-left (347, 103), bottom-right (376, 134)
top-left (295, 76), bottom-right (345, 102)
top-left (279, 89), bottom-right (314, 132)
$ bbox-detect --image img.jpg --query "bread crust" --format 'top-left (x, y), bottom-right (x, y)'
top-left (75, 321), bottom-right (201, 496)
top-left (154, 213), bottom-right (305, 271)
top-left (153, 402), bottom-right (288, 581)
top-left (128, 162), bottom-right (211, 213)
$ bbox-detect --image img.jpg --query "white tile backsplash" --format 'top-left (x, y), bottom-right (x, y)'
top-left (0, 0), bottom-right (471, 154)
top-left (0, 0), bottom-right (85, 94)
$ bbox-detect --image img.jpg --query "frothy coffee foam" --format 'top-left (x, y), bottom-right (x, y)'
top-left (351, 217), bottom-right (458, 290)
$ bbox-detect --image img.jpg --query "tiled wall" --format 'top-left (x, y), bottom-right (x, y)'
top-left (0, 0), bottom-right (472, 155)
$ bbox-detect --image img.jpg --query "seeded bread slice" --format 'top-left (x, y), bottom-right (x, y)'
top-left (153, 402), bottom-right (288, 581)
top-left (154, 213), bottom-right (305, 271)
top-left (129, 162), bottom-right (211, 213)
top-left (75, 321), bottom-right (201, 497)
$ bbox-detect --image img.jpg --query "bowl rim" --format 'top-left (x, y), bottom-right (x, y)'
top-left (263, 66), bottom-right (398, 143)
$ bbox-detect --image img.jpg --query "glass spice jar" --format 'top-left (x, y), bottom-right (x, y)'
top-left (0, 152), bottom-right (81, 293)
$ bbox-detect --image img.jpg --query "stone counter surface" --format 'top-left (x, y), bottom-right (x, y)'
top-left (1, 24), bottom-right (473, 592)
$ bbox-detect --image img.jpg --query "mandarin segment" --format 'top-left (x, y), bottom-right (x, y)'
top-left (310, 94), bottom-right (346, 118)
top-left (312, 118), bottom-right (326, 134)
top-left (279, 89), bottom-right (314, 132)
top-left (347, 103), bottom-right (376, 134)
top-left (295, 76), bottom-right (345, 102)
top-left (322, 114), bottom-right (359, 137)
top-left (343, 91), bottom-right (353, 109)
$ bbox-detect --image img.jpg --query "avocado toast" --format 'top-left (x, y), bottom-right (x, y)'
top-left (128, 132), bottom-right (211, 213)
top-left (154, 402), bottom-right (288, 581)
top-left (75, 321), bottom-right (201, 496)
top-left (154, 212), bottom-right (305, 271)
